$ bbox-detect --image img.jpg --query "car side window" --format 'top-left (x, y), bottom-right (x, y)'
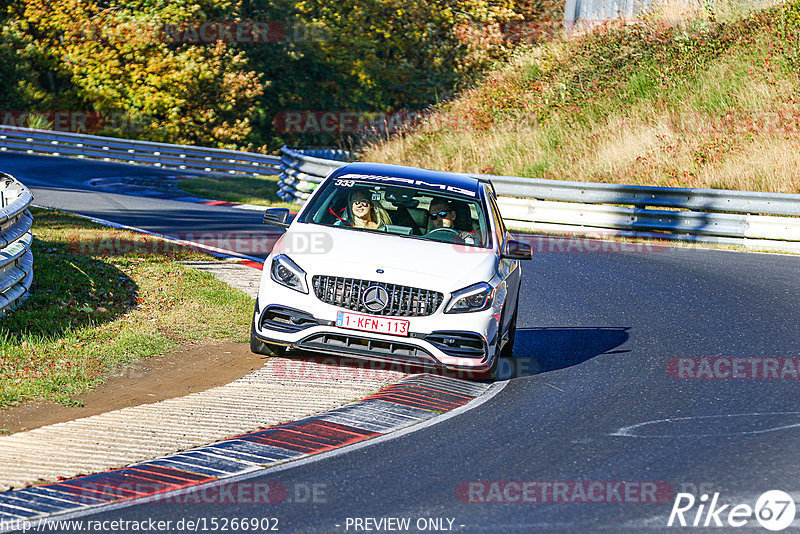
top-left (486, 190), bottom-right (506, 249)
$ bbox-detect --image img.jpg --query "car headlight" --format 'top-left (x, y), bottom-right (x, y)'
top-left (445, 282), bottom-right (495, 314)
top-left (270, 254), bottom-right (308, 294)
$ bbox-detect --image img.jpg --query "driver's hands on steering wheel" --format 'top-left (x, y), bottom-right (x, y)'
top-left (425, 227), bottom-right (465, 243)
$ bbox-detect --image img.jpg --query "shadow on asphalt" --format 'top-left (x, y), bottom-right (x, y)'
top-left (502, 327), bottom-right (630, 379)
top-left (279, 327), bottom-right (630, 383)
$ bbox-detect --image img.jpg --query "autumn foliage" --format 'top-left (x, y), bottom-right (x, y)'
top-left (0, 0), bottom-right (559, 150)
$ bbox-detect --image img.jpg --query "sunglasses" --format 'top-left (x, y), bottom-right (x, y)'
top-left (351, 198), bottom-right (370, 207)
top-left (428, 210), bottom-right (451, 221)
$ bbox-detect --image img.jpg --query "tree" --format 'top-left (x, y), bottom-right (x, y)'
top-left (8, 0), bottom-right (264, 147)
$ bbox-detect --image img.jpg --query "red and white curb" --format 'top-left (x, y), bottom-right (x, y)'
top-left (0, 375), bottom-right (493, 527)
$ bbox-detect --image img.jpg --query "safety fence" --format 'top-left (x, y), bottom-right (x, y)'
top-left (0, 125), bottom-right (280, 177)
top-left (277, 146), bottom-right (353, 202)
top-left (562, 0), bottom-right (783, 35)
top-left (2, 128), bottom-right (797, 252)
top-left (0, 172), bottom-right (33, 316)
top-left (276, 147), bottom-right (800, 252)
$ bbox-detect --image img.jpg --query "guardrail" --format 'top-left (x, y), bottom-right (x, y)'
top-left (0, 172), bottom-right (34, 316)
top-left (0, 126), bottom-right (280, 177)
top-left (276, 147), bottom-right (800, 252)
top-left (277, 146), bottom-right (353, 202)
top-left (486, 175), bottom-right (800, 248)
top-left (2, 126), bottom-right (797, 252)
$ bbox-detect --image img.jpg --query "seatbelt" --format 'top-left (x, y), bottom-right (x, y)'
top-left (329, 207), bottom-right (351, 226)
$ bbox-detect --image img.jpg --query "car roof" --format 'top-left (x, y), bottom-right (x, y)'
top-left (331, 162), bottom-right (488, 198)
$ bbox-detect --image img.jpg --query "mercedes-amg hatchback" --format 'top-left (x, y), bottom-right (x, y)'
top-left (251, 162), bottom-right (531, 379)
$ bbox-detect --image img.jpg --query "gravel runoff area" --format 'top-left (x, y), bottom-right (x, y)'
top-left (0, 261), bottom-right (407, 491)
top-left (0, 358), bottom-right (406, 490)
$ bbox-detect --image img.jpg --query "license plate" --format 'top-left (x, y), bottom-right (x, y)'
top-left (336, 311), bottom-right (409, 337)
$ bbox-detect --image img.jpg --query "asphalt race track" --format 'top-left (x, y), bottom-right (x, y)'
top-left (0, 152), bottom-right (273, 258)
top-left (3, 152), bottom-right (800, 532)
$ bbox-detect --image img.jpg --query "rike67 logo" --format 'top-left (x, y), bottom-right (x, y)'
top-left (668, 490), bottom-right (796, 531)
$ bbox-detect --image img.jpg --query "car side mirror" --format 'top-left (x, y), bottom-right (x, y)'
top-left (502, 239), bottom-right (532, 260)
top-left (263, 208), bottom-right (290, 228)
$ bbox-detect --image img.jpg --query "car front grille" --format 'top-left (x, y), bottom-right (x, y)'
top-left (312, 276), bottom-right (443, 317)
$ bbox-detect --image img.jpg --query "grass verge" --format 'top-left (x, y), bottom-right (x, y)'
top-left (0, 209), bottom-right (255, 409)
top-left (177, 173), bottom-right (298, 209)
top-left (362, 0), bottom-right (800, 193)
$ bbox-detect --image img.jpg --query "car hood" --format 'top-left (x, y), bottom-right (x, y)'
top-left (275, 223), bottom-right (497, 292)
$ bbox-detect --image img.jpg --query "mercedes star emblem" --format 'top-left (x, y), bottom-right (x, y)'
top-left (363, 285), bottom-right (389, 312)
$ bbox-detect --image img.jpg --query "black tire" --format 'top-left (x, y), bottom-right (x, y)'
top-left (250, 329), bottom-right (286, 357)
top-left (479, 352), bottom-right (499, 382)
top-left (473, 310), bottom-right (506, 382)
top-left (250, 303), bottom-right (286, 357)
top-left (501, 302), bottom-right (518, 360)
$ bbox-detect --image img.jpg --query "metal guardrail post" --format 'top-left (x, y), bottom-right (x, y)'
top-left (0, 172), bottom-right (34, 316)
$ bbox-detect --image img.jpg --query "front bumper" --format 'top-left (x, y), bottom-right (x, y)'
top-left (252, 279), bottom-right (500, 373)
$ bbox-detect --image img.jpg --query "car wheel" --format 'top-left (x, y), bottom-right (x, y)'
top-left (479, 352), bottom-right (500, 382)
top-left (250, 329), bottom-right (286, 357)
top-left (476, 298), bottom-right (516, 382)
top-left (250, 304), bottom-right (286, 357)
top-left (500, 301), bottom-right (518, 360)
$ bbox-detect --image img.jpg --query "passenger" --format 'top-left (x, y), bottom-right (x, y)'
top-left (348, 189), bottom-right (392, 230)
top-left (427, 199), bottom-right (475, 244)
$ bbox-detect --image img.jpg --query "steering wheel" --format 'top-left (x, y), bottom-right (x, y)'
top-left (424, 227), bottom-right (464, 243)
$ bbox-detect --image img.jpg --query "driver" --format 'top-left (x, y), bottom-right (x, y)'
top-left (427, 199), bottom-right (475, 244)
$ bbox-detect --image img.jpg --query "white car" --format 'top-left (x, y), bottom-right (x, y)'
top-left (251, 162), bottom-right (531, 380)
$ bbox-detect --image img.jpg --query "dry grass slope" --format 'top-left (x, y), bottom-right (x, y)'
top-left (363, 0), bottom-right (800, 193)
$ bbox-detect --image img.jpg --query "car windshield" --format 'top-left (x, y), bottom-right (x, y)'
top-left (299, 178), bottom-right (491, 248)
